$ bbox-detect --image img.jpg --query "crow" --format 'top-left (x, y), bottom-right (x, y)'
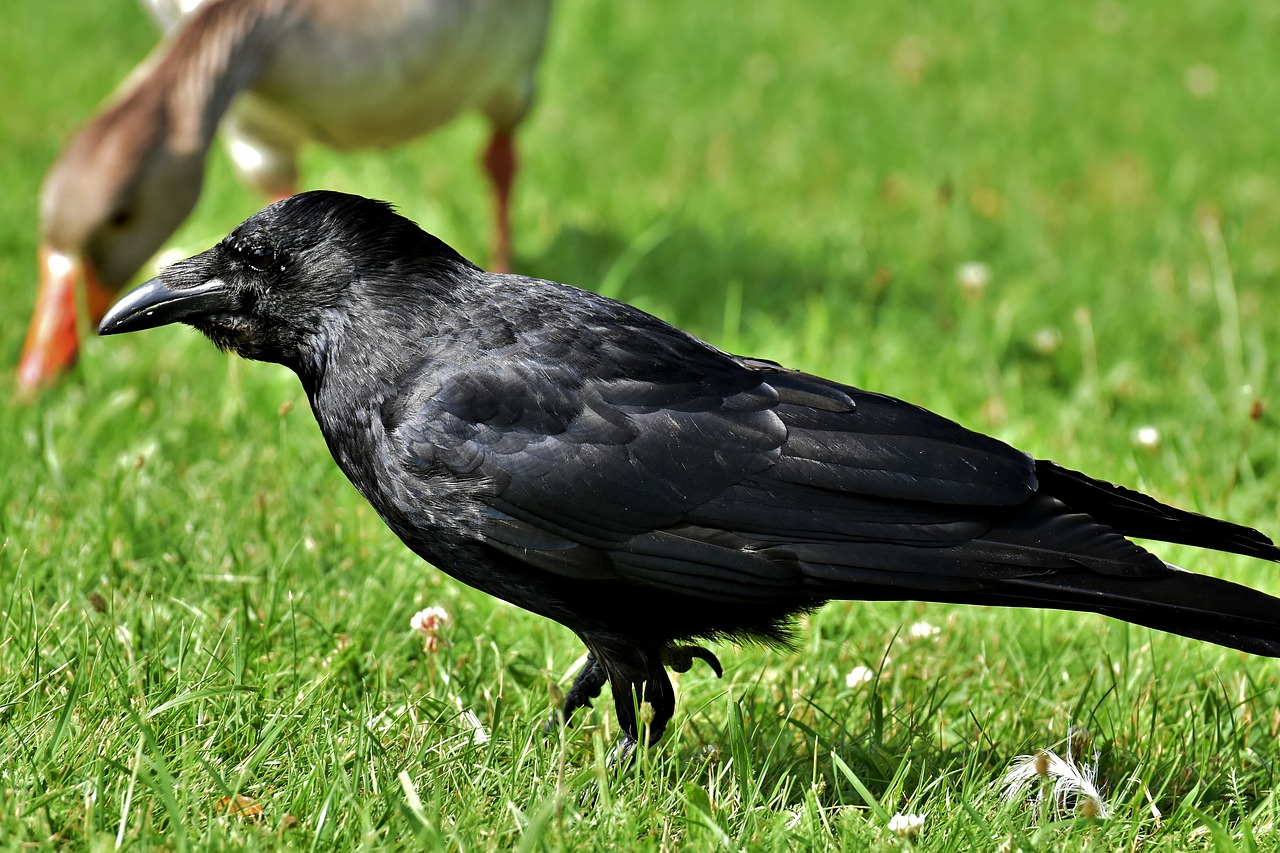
top-left (99, 190), bottom-right (1280, 756)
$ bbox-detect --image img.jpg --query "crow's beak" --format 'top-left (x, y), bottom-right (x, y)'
top-left (98, 275), bottom-right (231, 336)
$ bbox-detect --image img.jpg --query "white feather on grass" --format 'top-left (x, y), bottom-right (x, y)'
top-left (1000, 745), bottom-right (1110, 819)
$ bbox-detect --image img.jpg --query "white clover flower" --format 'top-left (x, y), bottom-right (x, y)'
top-left (845, 665), bottom-right (875, 688)
top-left (1032, 326), bottom-right (1062, 355)
top-left (411, 606), bottom-right (450, 653)
top-left (888, 811), bottom-right (925, 840)
top-left (410, 606), bottom-right (449, 634)
top-left (956, 261), bottom-right (991, 295)
top-left (1185, 63), bottom-right (1218, 98)
top-left (908, 620), bottom-right (940, 640)
top-left (1133, 426), bottom-right (1160, 450)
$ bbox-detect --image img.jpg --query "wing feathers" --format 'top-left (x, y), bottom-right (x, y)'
top-left (388, 333), bottom-right (1268, 630)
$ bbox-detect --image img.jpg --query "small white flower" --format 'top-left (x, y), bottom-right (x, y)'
top-left (956, 261), bottom-right (991, 295)
top-left (1032, 327), bottom-right (1062, 355)
top-left (888, 812), bottom-right (925, 839)
top-left (908, 620), bottom-right (940, 640)
top-left (410, 606), bottom-right (449, 634)
top-left (845, 665), bottom-right (874, 688)
top-left (1133, 426), bottom-right (1160, 450)
top-left (1185, 63), bottom-right (1218, 99)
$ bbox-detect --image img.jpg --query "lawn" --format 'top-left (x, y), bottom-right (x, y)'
top-left (3, 0), bottom-right (1280, 849)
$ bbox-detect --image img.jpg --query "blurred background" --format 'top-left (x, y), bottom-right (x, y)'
top-left (3, 0), bottom-right (1280, 847)
top-left (7, 2), bottom-right (1280, 459)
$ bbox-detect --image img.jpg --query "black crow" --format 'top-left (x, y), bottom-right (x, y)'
top-left (99, 190), bottom-right (1280, 756)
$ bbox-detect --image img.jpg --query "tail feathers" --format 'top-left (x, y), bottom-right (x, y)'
top-left (1035, 460), bottom-right (1280, 562)
top-left (990, 566), bottom-right (1280, 657)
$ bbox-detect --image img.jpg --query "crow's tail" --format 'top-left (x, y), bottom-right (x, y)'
top-left (1036, 460), bottom-right (1280, 561)
top-left (980, 566), bottom-right (1280, 657)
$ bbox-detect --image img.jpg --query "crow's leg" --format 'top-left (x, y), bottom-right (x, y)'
top-left (608, 655), bottom-right (676, 753)
top-left (573, 637), bottom-right (679, 766)
top-left (563, 654), bottom-right (607, 718)
top-left (586, 662), bottom-right (672, 805)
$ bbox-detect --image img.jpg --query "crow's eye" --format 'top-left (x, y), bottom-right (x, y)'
top-left (245, 244), bottom-right (275, 272)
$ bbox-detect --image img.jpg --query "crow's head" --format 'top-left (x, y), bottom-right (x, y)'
top-left (98, 190), bottom-right (474, 370)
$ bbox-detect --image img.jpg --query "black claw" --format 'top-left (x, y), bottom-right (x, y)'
top-left (577, 782), bottom-right (600, 810)
top-left (542, 710), bottom-right (563, 735)
top-left (607, 734), bottom-right (638, 769)
top-left (662, 644), bottom-right (724, 678)
top-left (546, 653), bottom-right (608, 733)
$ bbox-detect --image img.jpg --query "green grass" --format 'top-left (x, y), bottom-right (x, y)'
top-left (4, 0), bottom-right (1280, 849)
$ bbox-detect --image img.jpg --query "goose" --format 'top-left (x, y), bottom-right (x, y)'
top-left (20, 0), bottom-right (550, 389)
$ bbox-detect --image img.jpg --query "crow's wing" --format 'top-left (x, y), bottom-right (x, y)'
top-left (387, 330), bottom-right (1160, 602)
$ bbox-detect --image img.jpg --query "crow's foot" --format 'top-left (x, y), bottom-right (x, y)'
top-left (544, 654), bottom-right (607, 733)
